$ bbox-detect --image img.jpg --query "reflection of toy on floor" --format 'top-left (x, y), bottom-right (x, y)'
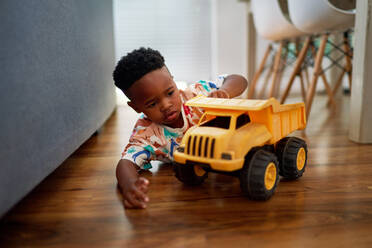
top-left (173, 96), bottom-right (307, 200)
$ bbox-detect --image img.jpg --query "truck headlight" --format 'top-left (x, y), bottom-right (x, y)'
top-left (221, 152), bottom-right (232, 160)
top-left (177, 146), bottom-right (185, 153)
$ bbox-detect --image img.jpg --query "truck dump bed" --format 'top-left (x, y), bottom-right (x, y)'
top-left (186, 96), bottom-right (306, 144)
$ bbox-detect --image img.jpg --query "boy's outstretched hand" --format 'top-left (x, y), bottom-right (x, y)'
top-left (116, 159), bottom-right (150, 209)
top-left (208, 74), bottom-right (248, 99)
top-left (122, 177), bottom-right (149, 209)
top-left (208, 89), bottom-right (230, 99)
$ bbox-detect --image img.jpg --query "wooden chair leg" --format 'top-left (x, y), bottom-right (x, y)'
top-left (306, 34), bottom-right (329, 119)
top-left (269, 41), bottom-right (284, 97)
top-left (320, 73), bottom-right (336, 107)
top-left (274, 43), bottom-right (288, 98)
top-left (333, 69), bottom-right (346, 95)
top-left (301, 69), bottom-right (308, 92)
top-left (327, 69), bottom-right (345, 106)
top-left (280, 37), bottom-right (311, 104)
top-left (248, 44), bottom-right (272, 99)
top-left (309, 39), bottom-right (335, 108)
top-left (295, 39), bottom-right (306, 103)
top-left (304, 66), bottom-right (310, 88)
top-left (327, 31), bottom-right (353, 106)
top-left (258, 59), bottom-right (274, 99)
top-left (343, 32), bottom-right (353, 91)
top-left (347, 70), bottom-right (352, 90)
top-left (299, 72), bottom-right (306, 103)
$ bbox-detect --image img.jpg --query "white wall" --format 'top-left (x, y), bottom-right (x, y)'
top-left (113, 0), bottom-right (212, 83)
top-left (211, 0), bottom-right (248, 81)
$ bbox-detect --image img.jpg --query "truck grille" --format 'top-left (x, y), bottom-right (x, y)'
top-left (186, 135), bottom-right (216, 158)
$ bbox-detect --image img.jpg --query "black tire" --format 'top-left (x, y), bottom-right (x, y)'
top-left (276, 137), bottom-right (308, 179)
top-left (240, 149), bottom-right (279, 200)
top-left (174, 162), bottom-right (208, 186)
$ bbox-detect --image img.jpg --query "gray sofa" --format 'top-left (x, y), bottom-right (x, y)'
top-left (0, 0), bottom-right (116, 217)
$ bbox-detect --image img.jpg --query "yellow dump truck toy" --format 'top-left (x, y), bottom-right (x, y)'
top-left (173, 96), bottom-right (307, 200)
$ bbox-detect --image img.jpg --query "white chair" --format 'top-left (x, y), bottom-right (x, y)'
top-left (249, 0), bottom-right (307, 99)
top-left (251, 0), bottom-right (305, 41)
top-left (288, 0), bottom-right (355, 34)
top-left (280, 0), bottom-right (356, 118)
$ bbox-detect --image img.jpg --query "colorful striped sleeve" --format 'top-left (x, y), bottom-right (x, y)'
top-left (189, 75), bottom-right (228, 96)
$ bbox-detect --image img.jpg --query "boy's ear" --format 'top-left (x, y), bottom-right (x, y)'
top-left (127, 101), bottom-right (141, 113)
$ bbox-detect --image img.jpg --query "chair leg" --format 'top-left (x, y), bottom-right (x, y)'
top-left (334, 69), bottom-right (346, 94)
top-left (248, 44), bottom-right (272, 99)
top-left (343, 31), bottom-right (353, 91)
top-left (304, 66), bottom-right (310, 88)
top-left (299, 71), bottom-right (306, 103)
top-left (309, 38), bottom-right (335, 108)
top-left (295, 39), bottom-right (308, 96)
top-left (274, 43), bottom-right (288, 98)
top-left (269, 41), bottom-right (284, 98)
top-left (301, 69), bottom-right (309, 92)
top-left (258, 59), bottom-right (274, 99)
top-left (327, 69), bottom-right (345, 106)
top-left (306, 34), bottom-right (329, 119)
top-left (327, 31), bottom-right (353, 106)
top-left (280, 37), bottom-right (311, 104)
top-left (320, 73), bottom-right (336, 107)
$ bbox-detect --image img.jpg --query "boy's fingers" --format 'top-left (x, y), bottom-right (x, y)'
top-left (218, 90), bottom-right (229, 98)
top-left (208, 92), bottom-right (217, 98)
top-left (136, 178), bottom-right (149, 191)
top-left (133, 187), bottom-right (149, 203)
top-left (126, 193), bottom-right (147, 208)
top-left (124, 199), bottom-right (134, 208)
top-left (136, 177), bottom-right (149, 186)
top-left (209, 91), bottom-right (222, 98)
top-left (209, 90), bottom-right (229, 99)
top-left (139, 184), bottom-right (149, 193)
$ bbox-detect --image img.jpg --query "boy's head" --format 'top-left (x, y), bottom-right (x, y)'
top-left (113, 47), bottom-right (183, 128)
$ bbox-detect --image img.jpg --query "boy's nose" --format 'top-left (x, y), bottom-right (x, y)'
top-left (160, 98), bottom-right (172, 112)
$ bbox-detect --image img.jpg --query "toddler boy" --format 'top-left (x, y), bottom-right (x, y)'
top-left (113, 47), bottom-right (247, 208)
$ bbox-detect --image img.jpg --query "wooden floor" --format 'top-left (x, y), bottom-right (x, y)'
top-left (1, 95), bottom-right (372, 247)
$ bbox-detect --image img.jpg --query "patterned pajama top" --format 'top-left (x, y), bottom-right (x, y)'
top-left (121, 79), bottom-right (224, 169)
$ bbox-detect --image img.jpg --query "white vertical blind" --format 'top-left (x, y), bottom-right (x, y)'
top-left (113, 0), bottom-right (212, 83)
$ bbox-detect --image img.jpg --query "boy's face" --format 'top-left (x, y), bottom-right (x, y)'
top-left (126, 66), bottom-right (183, 128)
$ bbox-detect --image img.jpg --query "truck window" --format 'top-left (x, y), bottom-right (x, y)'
top-left (201, 116), bottom-right (231, 129)
top-left (236, 114), bottom-right (250, 129)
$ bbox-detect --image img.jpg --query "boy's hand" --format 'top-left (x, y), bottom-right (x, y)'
top-left (116, 159), bottom-right (150, 209)
top-left (208, 89), bottom-right (229, 98)
top-left (123, 177), bottom-right (150, 209)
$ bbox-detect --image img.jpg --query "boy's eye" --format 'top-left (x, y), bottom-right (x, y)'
top-left (168, 90), bottom-right (174, 96)
top-left (147, 102), bottom-right (156, 108)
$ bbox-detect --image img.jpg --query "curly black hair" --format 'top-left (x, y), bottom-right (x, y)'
top-left (113, 47), bottom-right (165, 94)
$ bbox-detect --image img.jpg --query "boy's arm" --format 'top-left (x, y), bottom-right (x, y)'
top-left (210, 74), bottom-right (248, 98)
top-left (116, 159), bottom-right (149, 209)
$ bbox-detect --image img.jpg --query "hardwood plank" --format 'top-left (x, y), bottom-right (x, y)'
top-left (1, 95), bottom-right (372, 247)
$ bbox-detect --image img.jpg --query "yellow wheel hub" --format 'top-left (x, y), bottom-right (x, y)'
top-left (194, 165), bottom-right (206, 177)
top-left (264, 162), bottom-right (277, 190)
top-left (296, 147), bottom-right (306, 171)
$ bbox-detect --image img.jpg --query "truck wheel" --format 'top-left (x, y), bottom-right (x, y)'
top-left (240, 149), bottom-right (279, 200)
top-left (174, 163), bottom-right (207, 185)
top-left (276, 137), bottom-right (307, 179)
